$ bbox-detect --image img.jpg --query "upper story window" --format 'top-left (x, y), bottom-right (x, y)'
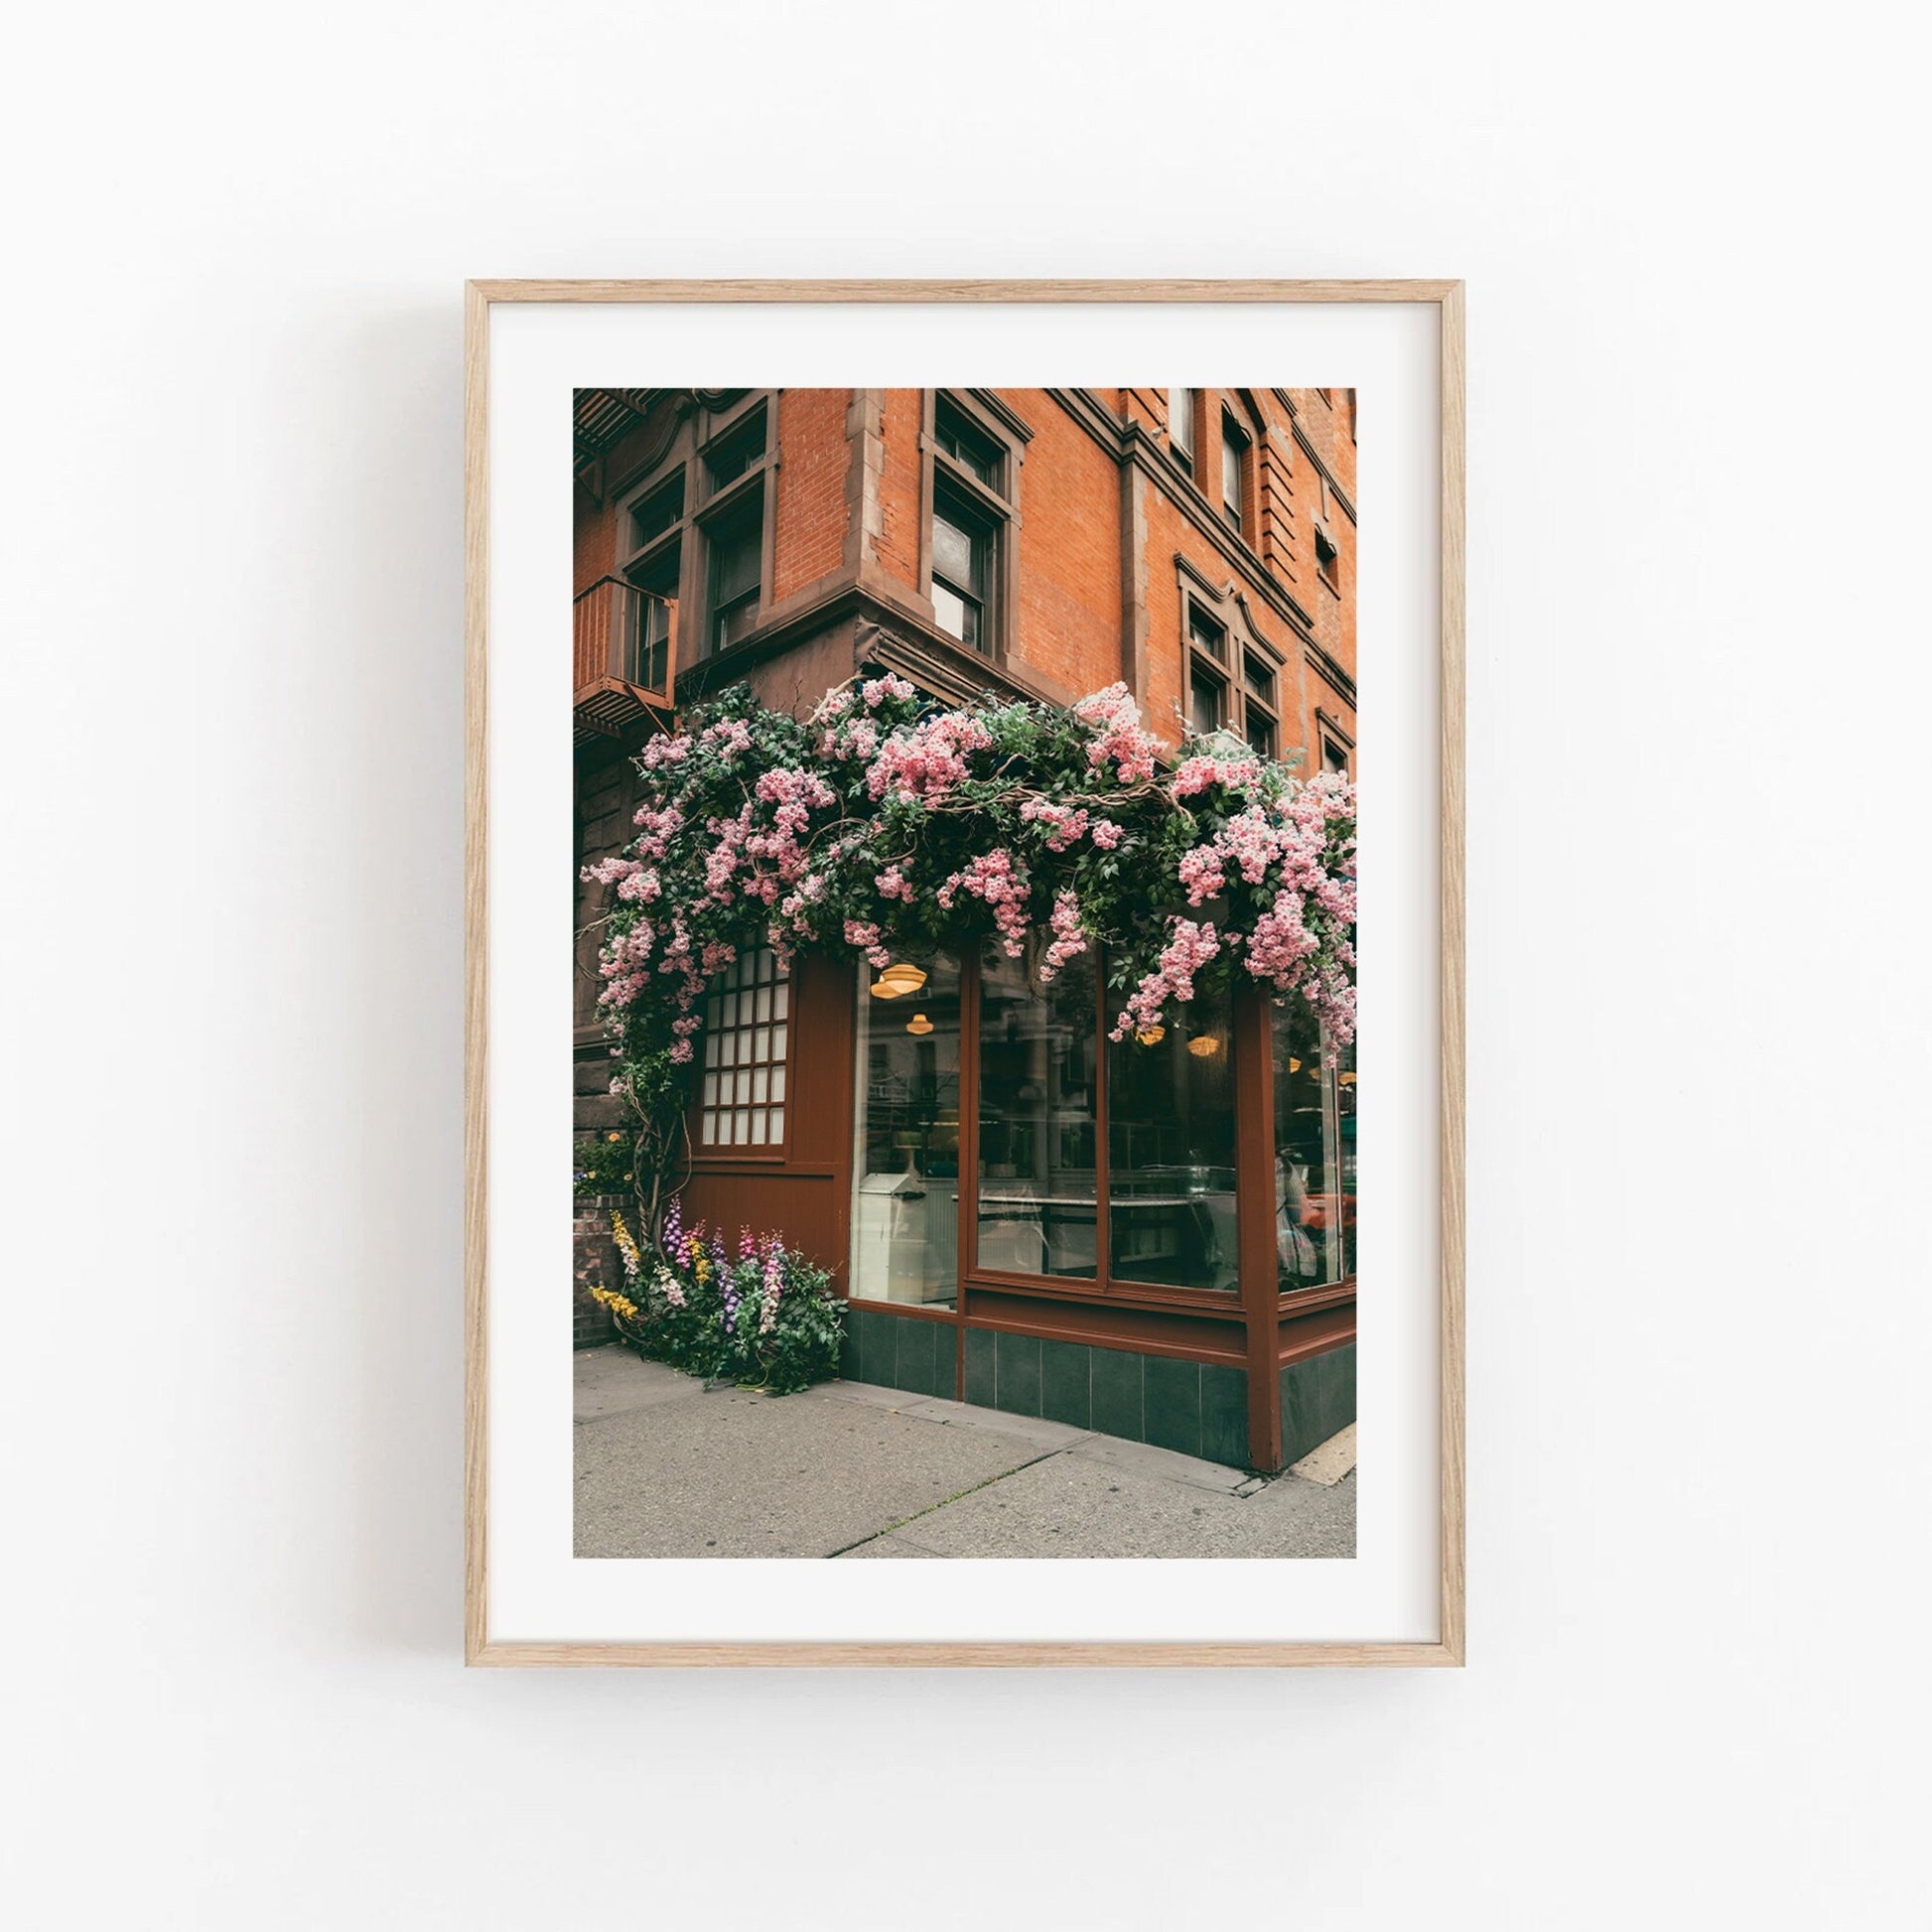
top-left (925, 391), bottom-right (1025, 659)
top-left (614, 392), bottom-right (777, 669)
top-left (1169, 387), bottom-right (1197, 470)
top-left (1312, 478), bottom-right (1340, 590)
top-left (708, 501), bottom-right (763, 654)
top-left (931, 494), bottom-right (991, 648)
top-left (1241, 652), bottom-right (1279, 759)
top-left (705, 407), bottom-right (767, 491)
top-left (1221, 412), bottom-right (1249, 536)
top-left (1180, 568), bottom-right (1282, 759)
top-left (934, 398), bottom-right (1004, 489)
top-left (630, 474), bottom-right (684, 550)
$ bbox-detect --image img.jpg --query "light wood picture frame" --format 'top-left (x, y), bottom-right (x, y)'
top-left (465, 279), bottom-right (1464, 1666)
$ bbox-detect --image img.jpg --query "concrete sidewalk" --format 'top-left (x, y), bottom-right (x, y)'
top-left (575, 1345), bottom-right (1355, 1559)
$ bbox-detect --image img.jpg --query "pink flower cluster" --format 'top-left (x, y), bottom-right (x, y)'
top-left (639, 732), bottom-right (692, 771)
top-left (701, 717), bottom-right (754, 759)
top-left (1020, 796), bottom-right (1090, 851)
top-left (866, 711), bottom-right (994, 804)
top-left (631, 802), bottom-right (684, 861)
top-left (755, 764), bottom-right (838, 837)
top-left (1173, 753), bottom-right (1263, 798)
top-left (1111, 918), bottom-right (1221, 1040)
top-left (1038, 890), bottom-right (1087, 983)
top-left (759, 1236), bottom-right (785, 1334)
top-left (1073, 682), bottom-right (1159, 785)
top-left (844, 917), bottom-right (892, 968)
top-left (936, 847), bottom-right (1031, 956)
top-left (862, 674), bottom-right (916, 709)
top-left (874, 864), bottom-right (916, 903)
top-left (1090, 817), bottom-right (1124, 850)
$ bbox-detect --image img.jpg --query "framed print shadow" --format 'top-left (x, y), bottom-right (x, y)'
top-left (464, 279), bottom-right (1464, 1665)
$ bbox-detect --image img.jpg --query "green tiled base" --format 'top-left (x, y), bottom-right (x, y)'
top-left (1279, 1342), bottom-right (1356, 1466)
top-left (842, 1309), bottom-right (1274, 1471)
top-left (840, 1305), bottom-right (956, 1401)
top-left (985, 1330), bottom-right (1250, 1470)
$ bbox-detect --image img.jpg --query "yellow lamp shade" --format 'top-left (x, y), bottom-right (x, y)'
top-left (1136, 1026), bottom-right (1166, 1046)
top-left (870, 960), bottom-right (927, 998)
top-left (1186, 1035), bottom-right (1221, 1057)
top-left (906, 1013), bottom-right (934, 1035)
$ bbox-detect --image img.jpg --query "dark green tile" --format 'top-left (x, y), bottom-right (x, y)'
top-left (1324, 1342), bottom-right (1357, 1441)
top-left (894, 1316), bottom-right (937, 1394)
top-left (963, 1326), bottom-right (995, 1409)
top-left (994, 1330), bottom-right (1041, 1417)
top-left (1090, 1345), bottom-right (1145, 1443)
top-left (1143, 1356), bottom-right (1202, 1458)
top-left (859, 1308), bottom-right (893, 1387)
top-left (1281, 1351), bottom-right (1344, 1465)
top-left (1040, 1339), bottom-right (1091, 1430)
top-left (1200, 1363), bottom-right (1249, 1468)
top-left (838, 1307), bottom-right (862, 1382)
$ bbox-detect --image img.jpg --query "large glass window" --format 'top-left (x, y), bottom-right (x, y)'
top-left (975, 945), bottom-right (1098, 1279)
top-left (1272, 995), bottom-right (1356, 1290)
top-left (850, 953), bottom-right (962, 1307)
top-left (698, 948), bottom-right (788, 1149)
top-left (1106, 984), bottom-right (1239, 1292)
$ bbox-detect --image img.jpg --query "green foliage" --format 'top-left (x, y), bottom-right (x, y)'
top-left (573, 1131), bottom-right (636, 1199)
top-left (615, 1224), bottom-right (844, 1397)
top-left (581, 673), bottom-right (1357, 1254)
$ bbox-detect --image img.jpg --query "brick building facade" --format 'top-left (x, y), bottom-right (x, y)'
top-left (572, 388), bottom-right (1357, 1472)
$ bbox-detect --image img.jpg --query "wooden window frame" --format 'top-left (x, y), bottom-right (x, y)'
top-left (688, 945), bottom-right (794, 1166)
top-left (952, 945), bottom-right (1355, 1317)
top-left (917, 389), bottom-right (1026, 662)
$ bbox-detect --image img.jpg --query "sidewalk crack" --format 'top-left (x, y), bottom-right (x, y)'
top-left (823, 1447), bottom-right (1070, 1559)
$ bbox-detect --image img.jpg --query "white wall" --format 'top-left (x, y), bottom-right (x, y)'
top-left (3, 3), bottom-right (1926, 1925)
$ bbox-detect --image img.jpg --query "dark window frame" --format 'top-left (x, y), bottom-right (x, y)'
top-left (918, 389), bottom-right (1026, 661)
top-left (612, 391), bottom-right (780, 674)
top-left (1178, 565), bottom-right (1284, 759)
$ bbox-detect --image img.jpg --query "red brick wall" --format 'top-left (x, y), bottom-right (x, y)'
top-left (872, 388), bottom-right (924, 590)
top-left (772, 387), bottom-right (851, 599)
top-left (1002, 387), bottom-right (1122, 705)
top-left (572, 1195), bottom-right (624, 1348)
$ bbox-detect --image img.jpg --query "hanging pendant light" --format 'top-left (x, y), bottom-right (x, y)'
top-left (1187, 1034), bottom-right (1221, 1058)
top-left (870, 960), bottom-right (928, 999)
top-left (1137, 1025), bottom-right (1166, 1046)
top-left (906, 1013), bottom-right (934, 1036)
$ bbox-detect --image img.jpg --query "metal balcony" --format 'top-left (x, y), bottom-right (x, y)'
top-left (573, 575), bottom-right (675, 744)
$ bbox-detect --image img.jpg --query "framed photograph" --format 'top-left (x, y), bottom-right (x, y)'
top-left (465, 279), bottom-right (1463, 1665)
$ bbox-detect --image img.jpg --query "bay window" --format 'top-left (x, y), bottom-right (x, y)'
top-left (849, 935), bottom-right (1356, 1311)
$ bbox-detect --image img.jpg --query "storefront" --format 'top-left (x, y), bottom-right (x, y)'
top-left (681, 935), bottom-right (1355, 1473)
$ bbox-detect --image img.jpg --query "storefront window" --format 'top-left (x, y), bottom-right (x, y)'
top-left (850, 953), bottom-right (962, 1307)
top-left (1106, 983), bottom-right (1239, 1292)
top-left (975, 944), bottom-right (1098, 1279)
top-left (1273, 995), bottom-right (1356, 1291)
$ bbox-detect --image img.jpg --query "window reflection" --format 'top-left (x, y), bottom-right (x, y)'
top-left (1273, 996), bottom-right (1356, 1291)
top-left (851, 953), bottom-right (961, 1307)
top-left (975, 944), bottom-right (1098, 1279)
top-left (1106, 984), bottom-right (1239, 1292)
